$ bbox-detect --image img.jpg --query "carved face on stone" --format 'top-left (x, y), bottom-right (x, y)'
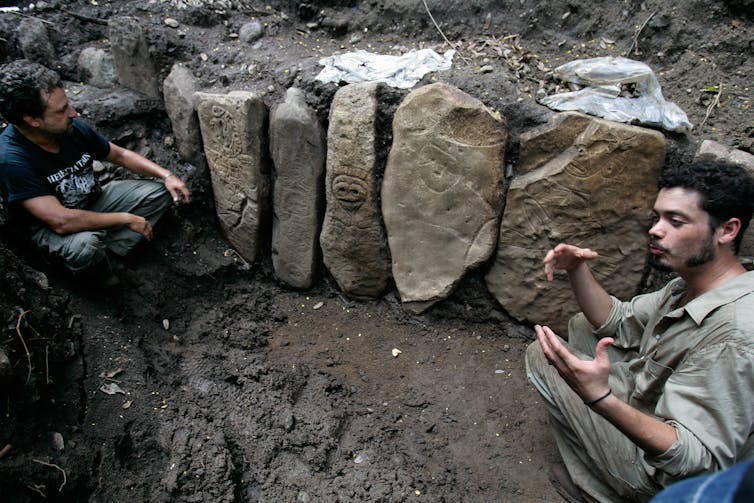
top-left (332, 174), bottom-right (367, 212)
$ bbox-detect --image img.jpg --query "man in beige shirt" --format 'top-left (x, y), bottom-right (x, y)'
top-left (526, 160), bottom-right (754, 502)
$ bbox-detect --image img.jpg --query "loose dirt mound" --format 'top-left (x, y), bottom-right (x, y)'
top-left (1, 0), bottom-right (752, 501)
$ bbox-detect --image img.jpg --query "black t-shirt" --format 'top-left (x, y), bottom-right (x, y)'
top-left (0, 118), bottom-right (110, 226)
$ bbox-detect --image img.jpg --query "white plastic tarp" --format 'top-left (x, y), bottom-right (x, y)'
top-left (539, 57), bottom-right (692, 133)
top-left (316, 49), bottom-right (456, 89)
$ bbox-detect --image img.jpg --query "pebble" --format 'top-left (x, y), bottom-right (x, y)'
top-left (164, 18), bottom-right (179, 28)
top-left (479, 65), bottom-right (494, 74)
top-left (239, 20), bottom-right (264, 44)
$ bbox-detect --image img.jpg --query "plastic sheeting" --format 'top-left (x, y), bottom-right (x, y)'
top-left (539, 57), bottom-right (692, 133)
top-left (316, 49), bottom-right (456, 89)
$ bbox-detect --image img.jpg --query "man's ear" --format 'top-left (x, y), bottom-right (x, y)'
top-left (21, 114), bottom-right (41, 128)
top-left (717, 217), bottom-right (742, 246)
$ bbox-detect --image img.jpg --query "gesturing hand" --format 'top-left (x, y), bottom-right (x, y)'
top-left (543, 243), bottom-right (600, 281)
top-left (535, 324), bottom-right (613, 404)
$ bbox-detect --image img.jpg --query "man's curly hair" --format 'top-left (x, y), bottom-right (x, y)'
top-left (658, 160), bottom-right (754, 254)
top-left (0, 60), bottom-right (62, 125)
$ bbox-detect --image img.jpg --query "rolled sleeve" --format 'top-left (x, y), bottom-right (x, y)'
top-left (594, 290), bottom-right (666, 349)
top-left (647, 341), bottom-right (754, 482)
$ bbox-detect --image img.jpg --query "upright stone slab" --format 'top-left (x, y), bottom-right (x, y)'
top-left (164, 64), bottom-right (203, 166)
top-left (108, 17), bottom-right (160, 98)
top-left (486, 112), bottom-right (665, 332)
top-left (320, 82), bottom-right (391, 297)
top-left (269, 88), bottom-right (326, 289)
top-left (195, 91), bottom-right (270, 263)
top-left (382, 82), bottom-right (506, 312)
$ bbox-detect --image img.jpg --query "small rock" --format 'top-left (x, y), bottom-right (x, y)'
top-left (239, 20), bottom-right (264, 44)
top-left (479, 64), bottom-right (494, 74)
top-left (391, 348), bottom-right (402, 357)
top-left (313, 301), bottom-right (324, 310)
top-left (162, 319), bottom-right (170, 330)
top-left (51, 432), bottom-right (64, 452)
top-left (164, 18), bottom-right (179, 28)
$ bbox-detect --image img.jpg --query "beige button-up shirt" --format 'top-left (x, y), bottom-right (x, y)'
top-left (595, 271), bottom-right (754, 484)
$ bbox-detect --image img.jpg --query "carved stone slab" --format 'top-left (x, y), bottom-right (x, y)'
top-left (269, 88), bottom-right (326, 289)
top-left (486, 112), bottom-right (665, 332)
top-left (195, 91), bottom-right (270, 264)
top-left (108, 17), bottom-right (160, 98)
top-left (382, 82), bottom-right (507, 311)
top-left (320, 82), bottom-right (391, 297)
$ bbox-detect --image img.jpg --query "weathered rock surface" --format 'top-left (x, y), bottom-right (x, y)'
top-left (320, 82), bottom-right (391, 297)
top-left (486, 112), bottom-right (665, 332)
top-left (108, 17), bottom-right (160, 98)
top-left (382, 82), bottom-right (506, 311)
top-left (269, 88), bottom-right (326, 289)
top-left (694, 139), bottom-right (754, 259)
top-left (78, 47), bottom-right (117, 88)
top-left (195, 91), bottom-right (270, 264)
top-left (163, 64), bottom-right (203, 166)
top-left (17, 18), bottom-right (55, 66)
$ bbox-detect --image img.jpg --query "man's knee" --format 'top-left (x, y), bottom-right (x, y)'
top-left (64, 232), bottom-right (107, 272)
top-left (525, 340), bottom-right (548, 381)
top-left (567, 313), bottom-right (599, 356)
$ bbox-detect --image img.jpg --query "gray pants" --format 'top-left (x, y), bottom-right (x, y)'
top-left (525, 313), bottom-right (661, 502)
top-left (31, 180), bottom-right (171, 273)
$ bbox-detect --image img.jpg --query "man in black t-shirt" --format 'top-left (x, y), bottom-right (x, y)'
top-left (0, 60), bottom-right (190, 278)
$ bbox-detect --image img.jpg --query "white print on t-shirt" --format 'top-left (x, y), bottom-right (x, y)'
top-left (47, 153), bottom-right (99, 208)
top-left (46, 153), bottom-right (92, 183)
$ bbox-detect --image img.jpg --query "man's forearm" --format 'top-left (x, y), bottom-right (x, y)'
top-left (568, 262), bottom-right (614, 327)
top-left (106, 143), bottom-right (171, 179)
top-left (50, 208), bottom-right (139, 235)
top-left (591, 393), bottom-right (678, 456)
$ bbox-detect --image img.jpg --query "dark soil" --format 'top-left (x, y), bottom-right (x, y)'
top-left (1, 0), bottom-right (752, 501)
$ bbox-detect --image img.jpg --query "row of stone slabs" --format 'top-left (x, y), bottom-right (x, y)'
top-left (194, 81), bottom-right (667, 332)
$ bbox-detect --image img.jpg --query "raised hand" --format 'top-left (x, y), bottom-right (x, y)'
top-left (543, 243), bottom-right (600, 281)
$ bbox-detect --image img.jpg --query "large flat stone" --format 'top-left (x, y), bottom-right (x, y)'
top-left (195, 91), bottom-right (270, 264)
top-left (108, 17), bottom-right (160, 98)
top-left (382, 82), bottom-right (506, 311)
top-left (320, 82), bottom-right (391, 298)
top-left (486, 112), bottom-right (665, 332)
top-left (269, 88), bottom-right (326, 289)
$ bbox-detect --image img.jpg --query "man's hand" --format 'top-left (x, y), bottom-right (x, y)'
top-left (543, 243), bottom-right (600, 281)
top-left (126, 214), bottom-right (154, 240)
top-left (165, 175), bottom-right (190, 205)
top-left (535, 324), bottom-right (613, 403)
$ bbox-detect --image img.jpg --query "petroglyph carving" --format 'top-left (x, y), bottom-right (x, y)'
top-left (196, 91), bottom-right (270, 264)
top-left (382, 83), bottom-right (506, 311)
top-left (320, 82), bottom-right (391, 297)
top-left (486, 112), bottom-right (665, 332)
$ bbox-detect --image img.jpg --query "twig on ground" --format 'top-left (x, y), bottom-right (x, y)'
top-left (45, 344), bottom-right (50, 385)
top-left (61, 9), bottom-right (108, 26)
top-left (32, 459), bottom-right (67, 492)
top-left (701, 82), bottom-right (722, 127)
top-left (625, 10), bottom-right (657, 57)
top-left (421, 0), bottom-right (471, 65)
top-left (0, 443), bottom-right (11, 459)
top-left (15, 310), bottom-right (33, 384)
top-left (9, 10), bottom-right (55, 26)
top-left (26, 484), bottom-right (46, 497)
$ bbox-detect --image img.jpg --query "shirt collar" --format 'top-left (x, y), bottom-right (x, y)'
top-left (679, 270), bottom-right (754, 325)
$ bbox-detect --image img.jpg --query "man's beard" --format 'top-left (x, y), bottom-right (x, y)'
top-left (649, 232), bottom-right (716, 272)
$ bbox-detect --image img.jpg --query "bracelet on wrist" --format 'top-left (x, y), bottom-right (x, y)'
top-left (584, 388), bottom-right (612, 407)
top-left (162, 173), bottom-right (174, 181)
